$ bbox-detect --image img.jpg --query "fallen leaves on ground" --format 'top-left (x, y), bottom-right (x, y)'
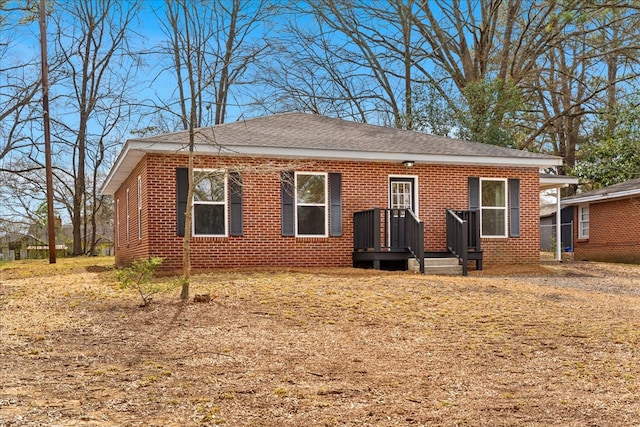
top-left (1, 258), bottom-right (639, 426)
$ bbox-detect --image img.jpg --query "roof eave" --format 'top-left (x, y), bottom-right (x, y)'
top-left (540, 175), bottom-right (580, 191)
top-left (562, 189), bottom-right (640, 205)
top-left (101, 142), bottom-right (142, 196)
top-left (100, 141), bottom-right (562, 196)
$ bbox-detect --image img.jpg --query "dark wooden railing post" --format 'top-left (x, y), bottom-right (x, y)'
top-left (461, 218), bottom-right (468, 276)
top-left (447, 209), bottom-right (470, 276)
top-left (353, 207), bottom-right (425, 273)
top-left (373, 208), bottom-right (381, 251)
top-left (418, 220), bottom-right (424, 273)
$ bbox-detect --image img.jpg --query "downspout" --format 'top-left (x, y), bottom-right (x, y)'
top-left (556, 187), bottom-right (562, 262)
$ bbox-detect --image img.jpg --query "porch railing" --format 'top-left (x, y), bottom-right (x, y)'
top-left (353, 208), bottom-right (424, 273)
top-left (446, 209), bottom-right (481, 276)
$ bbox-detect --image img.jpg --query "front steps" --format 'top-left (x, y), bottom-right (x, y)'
top-left (409, 257), bottom-right (462, 275)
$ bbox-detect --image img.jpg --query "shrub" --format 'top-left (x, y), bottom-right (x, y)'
top-left (115, 257), bottom-right (164, 307)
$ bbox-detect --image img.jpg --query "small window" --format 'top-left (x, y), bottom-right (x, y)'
top-left (137, 176), bottom-right (142, 240)
top-left (578, 205), bottom-right (589, 239)
top-left (193, 170), bottom-right (227, 236)
top-left (480, 178), bottom-right (507, 238)
top-left (295, 172), bottom-right (327, 237)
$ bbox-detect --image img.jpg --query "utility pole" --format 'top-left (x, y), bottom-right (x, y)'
top-left (39, 0), bottom-right (56, 264)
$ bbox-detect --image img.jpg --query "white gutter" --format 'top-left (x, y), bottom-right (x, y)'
top-left (102, 141), bottom-right (563, 195)
top-left (556, 188), bottom-right (562, 262)
top-left (563, 189), bottom-right (640, 205)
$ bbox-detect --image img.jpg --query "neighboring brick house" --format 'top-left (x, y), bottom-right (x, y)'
top-left (563, 178), bottom-right (640, 264)
top-left (101, 112), bottom-right (566, 274)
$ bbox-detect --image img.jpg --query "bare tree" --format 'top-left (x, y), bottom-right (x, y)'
top-left (0, 2), bottom-right (42, 166)
top-left (50, 0), bottom-right (141, 255)
top-left (258, 0), bottom-right (428, 127)
top-left (155, 0), bottom-right (274, 130)
top-left (520, 4), bottom-right (640, 176)
top-left (409, 0), bottom-right (580, 144)
top-left (154, 0), bottom-right (275, 299)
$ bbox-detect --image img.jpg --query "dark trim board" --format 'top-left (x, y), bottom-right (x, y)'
top-left (352, 250), bottom-right (414, 270)
top-left (353, 250), bottom-right (482, 272)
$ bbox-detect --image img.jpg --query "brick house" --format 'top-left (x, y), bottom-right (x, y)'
top-left (563, 178), bottom-right (640, 264)
top-left (101, 113), bottom-right (567, 274)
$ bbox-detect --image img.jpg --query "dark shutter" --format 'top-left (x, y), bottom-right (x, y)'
top-left (176, 167), bottom-right (188, 237)
top-left (509, 178), bottom-right (520, 237)
top-left (329, 173), bottom-right (342, 237)
top-left (281, 171), bottom-right (294, 236)
top-left (229, 172), bottom-right (243, 236)
top-left (468, 177), bottom-right (480, 210)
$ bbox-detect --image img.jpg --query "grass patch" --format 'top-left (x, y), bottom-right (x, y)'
top-left (0, 256), bottom-right (115, 280)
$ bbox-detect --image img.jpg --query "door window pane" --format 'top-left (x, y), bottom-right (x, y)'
top-left (391, 182), bottom-right (412, 210)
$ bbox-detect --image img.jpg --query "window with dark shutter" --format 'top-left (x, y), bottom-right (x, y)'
top-left (281, 171), bottom-right (294, 236)
top-left (508, 179), bottom-right (520, 237)
top-left (329, 173), bottom-right (342, 237)
top-left (229, 172), bottom-right (243, 236)
top-left (176, 168), bottom-right (188, 237)
top-left (468, 177), bottom-right (480, 210)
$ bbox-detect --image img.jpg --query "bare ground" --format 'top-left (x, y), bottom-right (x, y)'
top-left (1, 258), bottom-right (639, 426)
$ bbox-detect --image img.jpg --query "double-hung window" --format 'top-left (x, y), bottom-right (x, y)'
top-left (295, 172), bottom-right (327, 237)
top-left (125, 188), bottom-right (130, 244)
top-left (578, 205), bottom-right (589, 239)
top-left (137, 176), bottom-right (142, 240)
top-left (116, 198), bottom-right (120, 248)
top-left (193, 170), bottom-right (227, 236)
top-left (480, 178), bottom-right (508, 238)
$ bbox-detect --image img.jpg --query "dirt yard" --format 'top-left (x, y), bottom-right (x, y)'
top-left (1, 258), bottom-right (639, 426)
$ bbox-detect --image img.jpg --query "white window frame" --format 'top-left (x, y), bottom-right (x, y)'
top-left (116, 198), bottom-right (120, 248)
top-left (137, 175), bottom-right (142, 240)
top-left (192, 169), bottom-right (228, 237)
top-left (480, 178), bottom-right (508, 238)
top-left (125, 188), bottom-right (130, 244)
top-left (578, 204), bottom-right (590, 239)
top-left (295, 172), bottom-right (328, 238)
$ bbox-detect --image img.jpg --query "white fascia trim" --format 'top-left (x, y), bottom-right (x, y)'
top-left (562, 189), bottom-right (640, 205)
top-left (220, 145), bottom-right (563, 168)
top-left (101, 151), bottom-right (146, 195)
top-left (101, 140), bottom-right (563, 195)
top-left (540, 175), bottom-right (579, 190)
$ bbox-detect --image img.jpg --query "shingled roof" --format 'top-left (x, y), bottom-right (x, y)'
top-left (102, 112), bottom-right (562, 195)
top-left (563, 177), bottom-right (640, 205)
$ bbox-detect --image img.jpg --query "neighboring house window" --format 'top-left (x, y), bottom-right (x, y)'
top-left (137, 175), bottom-right (142, 240)
top-left (193, 170), bottom-right (227, 236)
top-left (480, 178), bottom-right (508, 238)
top-left (295, 172), bottom-right (328, 237)
top-left (116, 198), bottom-right (120, 248)
top-left (578, 205), bottom-right (590, 239)
top-left (125, 188), bottom-right (130, 244)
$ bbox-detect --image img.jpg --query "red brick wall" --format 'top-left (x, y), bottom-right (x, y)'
top-left (573, 198), bottom-right (640, 263)
top-left (114, 156), bottom-right (149, 266)
top-left (113, 154), bottom-right (541, 270)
